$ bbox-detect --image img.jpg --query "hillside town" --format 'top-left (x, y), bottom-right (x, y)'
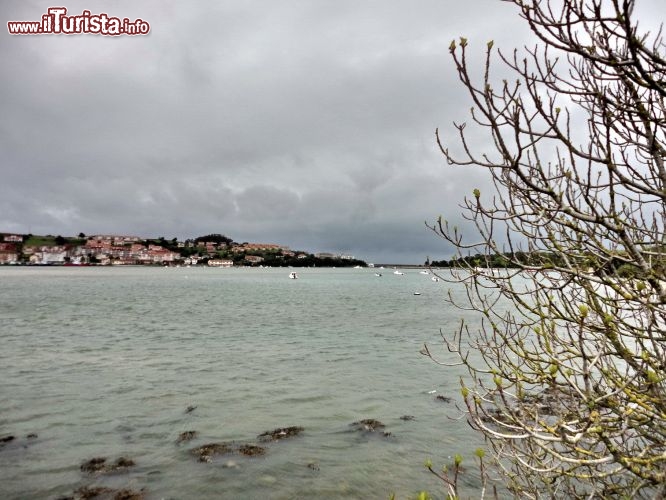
top-left (0, 233), bottom-right (365, 267)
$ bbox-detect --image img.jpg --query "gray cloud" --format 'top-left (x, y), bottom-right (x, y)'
top-left (4, 0), bottom-right (657, 263)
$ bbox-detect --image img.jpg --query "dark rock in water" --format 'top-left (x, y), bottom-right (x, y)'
top-left (190, 442), bottom-right (233, 462)
top-left (0, 435), bottom-right (16, 445)
top-left (176, 431), bottom-right (198, 444)
top-left (399, 415), bottom-right (415, 421)
top-left (190, 441), bottom-right (266, 461)
top-left (350, 419), bottom-right (386, 432)
top-left (257, 426), bottom-right (304, 442)
top-left (74, 485), bottom-right (114, 499)
top-left (114, 457), bottom-right (136, 468)
top-left (80, 456), bottom-right (136, 474)
top-left (185, 405), bottom-right (197, 414)
top-left (192, 442), bottom-right (232, 455)
top-left (80, 457), bottom-right (107, 473)
top-left (435, 395), bottom-right (452, 403)
top-left (0, 434), bottom-right (39, 451)
top-left (66, 485), bottom-right (145, 500)
top-left (238, 444), bottom-right (266, 457)
top-left (113, 488), bottom-right (146, 500)
top-left (350, 419), bottom-right (394, 438)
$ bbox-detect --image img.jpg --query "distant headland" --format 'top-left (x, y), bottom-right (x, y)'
top-left (0, 232), bottom-right (368, 268)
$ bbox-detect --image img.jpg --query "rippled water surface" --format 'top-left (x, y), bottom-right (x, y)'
top-left (0, 266), bottom-right (485, 499)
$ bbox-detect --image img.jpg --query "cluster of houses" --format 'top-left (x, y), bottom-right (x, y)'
top-left (0, 234), bottom-right (182, 266)
top-left (0, 234), bottom-right (22, 263)
top-left (79, 237), bottom-right (181, 265)
top-left (0, 233), bottom-right (354, 266)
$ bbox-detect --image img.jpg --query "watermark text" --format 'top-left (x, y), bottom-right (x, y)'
top-left (8, 7), bottom-right (150, 36)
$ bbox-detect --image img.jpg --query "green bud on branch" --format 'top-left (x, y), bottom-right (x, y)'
top-left (578, 304), bottom-right (589, 318)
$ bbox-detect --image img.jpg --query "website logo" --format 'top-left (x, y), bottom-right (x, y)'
top-left (8, 7), bottom-right (150, 36)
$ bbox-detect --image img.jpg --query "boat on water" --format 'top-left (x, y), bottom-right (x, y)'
top-left (419, 270), bottom-right (430, 275)
top-left (289, 272), bottom-right (298, 279)
top-left (393, 270), bottom-right (404, 275)
top-left (431, 276), bottom-right (440, 282)
top-left (374, 273), bottom-right (382, 277)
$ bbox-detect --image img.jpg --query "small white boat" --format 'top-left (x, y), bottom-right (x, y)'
top-left (393, 270), bottom-right (404, 275)
top-left (374, 273), bottom-right (382, 277)
top-left (289, 272), bottom-right (298, 279)
top-left (413, 292), bottom-right (421, 295)
top-left (419, 270), bottom-right (430, 275)
top-left (431, 276), bottom-right (440, 282)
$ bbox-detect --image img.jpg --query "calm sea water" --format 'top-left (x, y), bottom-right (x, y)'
top-left (0, 266), bottom-right (486, 499)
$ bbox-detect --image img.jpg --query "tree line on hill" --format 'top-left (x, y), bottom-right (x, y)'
top-left (430, 250), bottom-right (664, 278)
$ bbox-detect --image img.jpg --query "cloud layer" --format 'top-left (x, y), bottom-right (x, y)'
top-left (6, 1), bottom-right (655, 262)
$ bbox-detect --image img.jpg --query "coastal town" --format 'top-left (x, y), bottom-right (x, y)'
top-left (0, 232), bottom-right (367, 267)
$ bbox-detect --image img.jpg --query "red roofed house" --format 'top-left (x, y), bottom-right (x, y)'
top-left (0, 243), bottom-right (18, 263)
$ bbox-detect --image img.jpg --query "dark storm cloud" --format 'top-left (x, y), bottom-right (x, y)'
top-left (8, 0), bottom-right (644, 262)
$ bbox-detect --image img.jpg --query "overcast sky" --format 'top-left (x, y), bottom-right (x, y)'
top-left (1, 1), bottom-right (662, 263)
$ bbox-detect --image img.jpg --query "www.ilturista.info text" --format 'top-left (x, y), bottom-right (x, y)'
top-left (7, 7), bottom-right (150, 36)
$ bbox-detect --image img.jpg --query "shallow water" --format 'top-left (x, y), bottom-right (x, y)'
top-left (0, 266), bottom-right (486, 499)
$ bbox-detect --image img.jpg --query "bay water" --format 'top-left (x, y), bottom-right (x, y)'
top-left (0, 266), bottom-right (486, 499)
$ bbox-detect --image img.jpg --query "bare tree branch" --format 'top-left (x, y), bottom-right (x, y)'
top-left (428, 0), bottom-right (666, 497)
